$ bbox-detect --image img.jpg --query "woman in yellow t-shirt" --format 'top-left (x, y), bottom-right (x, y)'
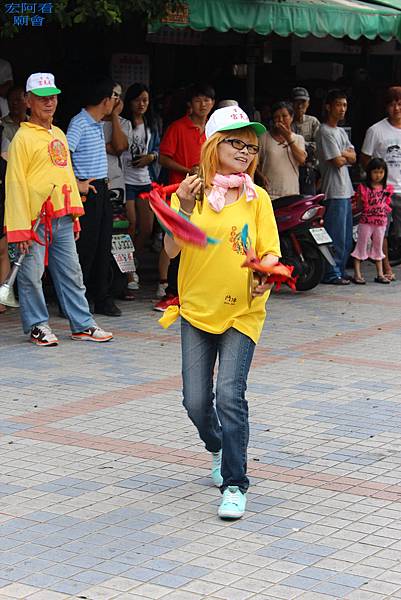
top-left (164, 106), bottom-right (280, 520)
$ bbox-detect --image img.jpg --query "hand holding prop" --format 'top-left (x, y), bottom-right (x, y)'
top-left (0, 210), bottom-right (44, 308)
top-left (240, 224), bottom-right (297, 293)
top-left (188, 166), bottom-right (204, 214)
top-left (145, 187), bottom-right (218, 248)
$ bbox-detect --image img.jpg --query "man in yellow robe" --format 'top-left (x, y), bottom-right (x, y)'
top-left (5, 73), bottom-right (113, 346)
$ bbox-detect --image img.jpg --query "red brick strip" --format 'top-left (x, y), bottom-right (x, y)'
top-left (14, 426), bottom-right (401, 501)
top-left (303, 352), bottom-right (401, 372)
top-left (12, 375), bottom-right (182, 425)
top-left (291, 319), bottom-right (401, 353)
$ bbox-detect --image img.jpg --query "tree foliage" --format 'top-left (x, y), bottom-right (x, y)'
top-left (1, 0), bottom-right (183, 37)
top-left (53, 0), bottom-right (182, 26)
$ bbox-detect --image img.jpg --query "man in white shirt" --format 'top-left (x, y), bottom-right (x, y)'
top-left (361, 86), bottom-right (401, 280)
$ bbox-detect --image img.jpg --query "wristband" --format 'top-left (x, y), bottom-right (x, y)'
top-left (179, 207), bottom-right (193, 217)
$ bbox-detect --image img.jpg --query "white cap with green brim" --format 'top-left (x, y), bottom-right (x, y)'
top-left (26, 73), bottom-right (61, 97)
top-left (205, 106), bottom-right (266, 139)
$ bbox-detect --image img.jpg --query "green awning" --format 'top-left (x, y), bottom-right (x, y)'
top-left (367, 0), bottom-right (401, 9)
top-left (153, 0), bottom-right (401, 41)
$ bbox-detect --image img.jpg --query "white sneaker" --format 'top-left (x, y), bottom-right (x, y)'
top-left (71, 326), bottom-right (113, 342)
top-left (218, 486), bottom-right (247, 520)
top-left (30, 325), bottom-right (59, 347)
top-left (156, 282), bottom-right (168, 298)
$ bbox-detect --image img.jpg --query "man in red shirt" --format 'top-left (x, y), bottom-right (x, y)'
top-left (154, 83), bottom-right (215, 311)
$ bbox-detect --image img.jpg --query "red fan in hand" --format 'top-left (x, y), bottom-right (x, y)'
top-left (139, 182), bottom-right (180, 204)
top-left (146, 187), bottom-right (218, 248)
top-left (242, 247), bottom-right (297, 291)
top-left (240, 224), bottom-right (297, 292)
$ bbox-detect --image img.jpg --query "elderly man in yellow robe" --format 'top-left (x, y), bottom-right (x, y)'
top-left (5, 72), bottom-right (113, 346)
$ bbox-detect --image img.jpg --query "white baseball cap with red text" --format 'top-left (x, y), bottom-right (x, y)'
top-left (26, 72), bottom-right (61, 97)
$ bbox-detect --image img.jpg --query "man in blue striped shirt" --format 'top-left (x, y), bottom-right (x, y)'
top-left (67, 77), bottom-right (122, 317)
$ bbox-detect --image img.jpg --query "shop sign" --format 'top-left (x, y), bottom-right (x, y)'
top-left (160, 2), bottom-right (189, 25)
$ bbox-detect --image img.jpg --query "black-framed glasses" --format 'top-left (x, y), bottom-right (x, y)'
top-left (222, 138), bottom-right (259, 155)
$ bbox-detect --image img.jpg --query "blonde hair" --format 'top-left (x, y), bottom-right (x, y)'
top-left (199, 126), bottom-right (259, 188)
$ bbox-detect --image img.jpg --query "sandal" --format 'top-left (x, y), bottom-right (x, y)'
top-left (374, 276), bottom-right (390, 284)
top-left (351, 277), bottom-right (366, 285)
top-left (384, 272), bottom-right (396, 281)
top-left (326, 277), bottom-right (350, 285)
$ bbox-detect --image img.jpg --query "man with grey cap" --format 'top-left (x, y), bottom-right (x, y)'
top-left (291, 86), bottom-right (320, 194)
top-left (4, 72), bottom-right (113, 346)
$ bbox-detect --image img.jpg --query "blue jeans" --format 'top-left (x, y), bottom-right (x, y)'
top-left (181, 319), bottom-right (255, 493)
top-left (322, 197), bottom-right (353, 282)
top-left (18, 216), bottom-right (95, 334)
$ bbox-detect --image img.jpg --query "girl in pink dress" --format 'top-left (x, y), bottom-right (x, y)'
top-left (351, 158), bottom-right (393, 284)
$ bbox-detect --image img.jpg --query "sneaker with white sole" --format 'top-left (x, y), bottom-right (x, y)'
top-left (153, 295), bottom-right (179, 312)
top-left (71, 326), bottom-right (113, 342)
top-left (30, 325), bottom-right (59, 347)
top-left (211, 450), bottom-right (223, 487)
top-left (218, 486), bottom-right (247, 520)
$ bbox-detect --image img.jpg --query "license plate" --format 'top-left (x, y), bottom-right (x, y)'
top-left (111, 233), bottom-right (134, 253)
top-left (309, 227), bottom-right (332, 245)
top-left (111, 234), bottom-right (136, 273)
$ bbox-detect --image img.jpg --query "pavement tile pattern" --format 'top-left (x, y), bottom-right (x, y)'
top-left (1, 264), bottom-right (401, 599)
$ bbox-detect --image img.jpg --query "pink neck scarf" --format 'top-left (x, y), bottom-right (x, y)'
top-left (208, 173), bottom-right (257, 213)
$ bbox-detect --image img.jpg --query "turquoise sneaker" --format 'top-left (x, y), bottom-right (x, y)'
top-left (211, 450), bottom-right (223, 487)
top-left (218, 486), bottom-right (247, 519)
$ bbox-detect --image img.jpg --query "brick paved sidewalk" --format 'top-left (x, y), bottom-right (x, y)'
top-left (1, 264), bottom-right (401, 599)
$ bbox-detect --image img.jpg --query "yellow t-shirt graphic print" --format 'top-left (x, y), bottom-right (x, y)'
top-left (168, 185), bottom-right (280, 344)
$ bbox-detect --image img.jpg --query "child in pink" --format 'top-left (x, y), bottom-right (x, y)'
top-left (351, 158), bottom-right (392, 284)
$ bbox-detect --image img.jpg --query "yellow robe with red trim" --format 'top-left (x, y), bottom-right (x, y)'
top-left (5, 122), bottom-right (84, 242)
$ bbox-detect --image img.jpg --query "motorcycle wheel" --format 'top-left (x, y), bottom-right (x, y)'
top-left (294, 241), bottom-right (326, 291)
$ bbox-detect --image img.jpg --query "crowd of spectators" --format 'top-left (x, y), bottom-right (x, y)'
top-left (1, 54), bottom-right (401, 327)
